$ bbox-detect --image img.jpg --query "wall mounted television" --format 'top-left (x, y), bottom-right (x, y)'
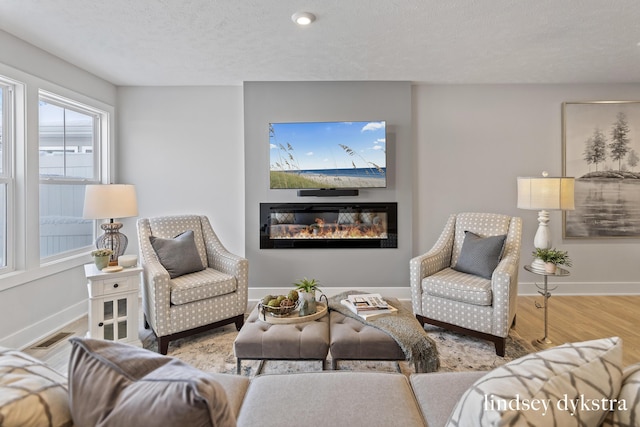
top-left (269, 120), bottom-right (386, 189)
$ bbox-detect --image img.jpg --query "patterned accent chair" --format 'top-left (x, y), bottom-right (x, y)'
top-left (410, 212), bottom-right (522, 356)
top-left (137, 215), bottom-right (248, 354)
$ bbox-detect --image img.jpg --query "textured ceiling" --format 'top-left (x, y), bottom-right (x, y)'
top-left (0, 0), bottom-right (639, 86)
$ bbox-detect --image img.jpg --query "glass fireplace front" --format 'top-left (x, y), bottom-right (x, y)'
top-left (260, 202), bottom-right (397, 249)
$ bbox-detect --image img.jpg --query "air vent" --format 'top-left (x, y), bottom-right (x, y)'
top-left (31, 332), bottom-right (74, 349)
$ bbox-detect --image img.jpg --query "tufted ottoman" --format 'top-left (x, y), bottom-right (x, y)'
top-left (233, 305), bottom-right (330, 374)
top-left (329, 311), bottom-right (407, 370)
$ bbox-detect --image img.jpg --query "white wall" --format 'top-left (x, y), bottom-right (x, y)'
top-left (117, 86), bottom-right (245, 257)
top-left (0, 30), bottom-right (117, 349)
top-left (413, 84), bottom-right (640, 294)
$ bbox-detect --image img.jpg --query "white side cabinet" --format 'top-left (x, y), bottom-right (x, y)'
top-left (84, 264), bottom-right (142, 347)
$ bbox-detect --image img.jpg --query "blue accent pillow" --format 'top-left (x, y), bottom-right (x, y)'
top-left (453, 231), bottom-right (507, 279)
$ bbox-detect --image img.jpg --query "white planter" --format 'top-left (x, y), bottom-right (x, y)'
top-left (544, 262), bottom-right (557, 274)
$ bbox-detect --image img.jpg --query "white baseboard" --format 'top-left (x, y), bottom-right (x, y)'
top-left (518, 281), bottom-right (640, 296)
top-left (1, 300), bottom-right (87, 351)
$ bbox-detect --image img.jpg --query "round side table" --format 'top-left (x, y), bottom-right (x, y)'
top-left (524, 264), bottom-right (570, 349)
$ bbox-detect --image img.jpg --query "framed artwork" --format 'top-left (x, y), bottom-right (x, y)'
top-left (563, 101), bottom-right (640, 238)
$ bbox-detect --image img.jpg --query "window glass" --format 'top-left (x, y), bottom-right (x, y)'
top-left (39, 101), bottom-right (95, 180)
top-left (39, 94), bottom-right (102, 259)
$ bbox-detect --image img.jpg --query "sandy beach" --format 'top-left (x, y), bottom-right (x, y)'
top-left (301, 173), bottom-right (385, 188)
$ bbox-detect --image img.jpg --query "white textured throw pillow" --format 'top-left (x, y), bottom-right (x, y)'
top-left (0, 347), bottom-right (72, 427)
top-left (601, 362), bottom-right (640, 426)
top-left (447, 337), bottom-right (623, 427)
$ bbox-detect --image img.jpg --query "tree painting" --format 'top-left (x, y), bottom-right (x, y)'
top-left (582, 127), bottom-right (606, 172)
top-left (563, 101), bottom-right (640, 238)
top-left (609, 112), bottom-right (631, 172)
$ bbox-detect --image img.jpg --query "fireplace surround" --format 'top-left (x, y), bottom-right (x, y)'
top-left (260, 202), bottom-right (398, 249)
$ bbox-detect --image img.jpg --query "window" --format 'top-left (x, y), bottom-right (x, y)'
top-left (0, 80), bottom-right (14, 271)
top-left (39, 92), bottom-right (104, 260)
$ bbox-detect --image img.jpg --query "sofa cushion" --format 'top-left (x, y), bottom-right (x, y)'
top-left (170, 267), bottom-right (237, 305)
top-left (410, 371), bottom-right (486, 427)
top-left (150, 230), bottom-right (205, 279)
top-left (68, 337), bottom-right (236, 427)
top-left (453, 231), bottom-right (506, 279)
top-left (0, 347), bottom-right (72, 427)
top-left (236, 372), bottom-right (425, 427)
top-left (447, 337), bottom-right (623, 427)
top-left (601, 362), bottom-right (640, 426)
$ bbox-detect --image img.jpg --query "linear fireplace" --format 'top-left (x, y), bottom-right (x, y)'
top-left (260, 202), bottom-right (397, 249)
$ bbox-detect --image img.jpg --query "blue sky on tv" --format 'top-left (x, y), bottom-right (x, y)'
top-left (269, 121), bottom-right (386, 171)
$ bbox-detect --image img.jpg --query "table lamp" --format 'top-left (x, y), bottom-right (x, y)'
top-left (517, 172), bottom-right (575, 271)
top-left (83, 184), bottom-right (138, 265)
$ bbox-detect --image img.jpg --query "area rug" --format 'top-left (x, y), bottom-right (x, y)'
top-left (142, 310), bottom-right (534, 377)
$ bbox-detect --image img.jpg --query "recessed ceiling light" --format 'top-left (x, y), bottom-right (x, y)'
top-left (292, 12), bottom-right (315, 26)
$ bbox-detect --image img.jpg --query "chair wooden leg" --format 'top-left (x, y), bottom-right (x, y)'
top-left (158, 337), bottom-right (170, 355)
top-left (494, 337), bottom-right (506, 357)
top-left (234, 315), bottom-right (244, 331)
top-left (144, 314), bottom-right (150, 330)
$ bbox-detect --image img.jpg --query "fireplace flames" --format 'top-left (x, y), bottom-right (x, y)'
top-left (270, 217), bottom-right (387, 240)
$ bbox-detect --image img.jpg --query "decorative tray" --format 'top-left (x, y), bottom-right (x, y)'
top-left (258, 303), bottom-right (328, 324)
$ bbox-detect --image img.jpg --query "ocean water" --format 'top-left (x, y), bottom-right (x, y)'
top-left (290, 168), bottom-right (386, 178)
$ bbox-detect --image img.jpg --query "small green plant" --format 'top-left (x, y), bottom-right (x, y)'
top-left (91, 248), bottom-right (113, 257)
top-left (293, 277), bottom-right (321, 293)
top-left (533, 248), bottom-right (572, 267)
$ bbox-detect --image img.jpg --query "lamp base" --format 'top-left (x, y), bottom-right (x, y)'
top-left (96, 221), bottom-right (128, 264)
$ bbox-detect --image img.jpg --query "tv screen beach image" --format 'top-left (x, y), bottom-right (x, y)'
top-left (269, 121), bottom-right (386, 189)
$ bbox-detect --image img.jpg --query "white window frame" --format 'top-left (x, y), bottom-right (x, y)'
top-left (38, 90), bottom-right (108, 262)
top-left (0, 77), bottom-right (18, 274)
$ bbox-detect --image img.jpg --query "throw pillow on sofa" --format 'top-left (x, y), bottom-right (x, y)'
top-left (0, 347), bottom-right (72, 427)
top-left (446, 337), bottom-right (623, 426)
top-left (68, 337), bottom-right (236, 427)
top-left (601, 362), bottom-right (640, 426)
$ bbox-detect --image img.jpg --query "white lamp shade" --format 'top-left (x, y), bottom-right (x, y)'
top-left (83, 184), bottom-right (138, 219)
top-left (517, 177), bottom-right (575, 211)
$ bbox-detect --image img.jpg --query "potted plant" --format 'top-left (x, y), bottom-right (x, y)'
top-left (293, 277), bottom-right (321, 316)
top-left (91, 248), bottom-right (113, 270)
top-left (532, 248), bottom-right (572, 274)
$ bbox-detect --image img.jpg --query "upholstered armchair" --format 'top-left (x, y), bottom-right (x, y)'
top-left (410, 212), bottom-right (522, 356)
top-left (137, 215), bottom-right (248, 354)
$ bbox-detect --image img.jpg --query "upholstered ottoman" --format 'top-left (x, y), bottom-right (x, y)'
top-left (233, 305), bottom-right (330, 374)
top-left (329, 311), bottom-right (406, 370)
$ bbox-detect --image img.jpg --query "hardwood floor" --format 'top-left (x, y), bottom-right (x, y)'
top-left (514, 295), bottom-right (640, 367)
top-left (24, 295), bottom-right (640, 373)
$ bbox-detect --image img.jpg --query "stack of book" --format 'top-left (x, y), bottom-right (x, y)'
top-left (340, 293), bottom-right (398, 320)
